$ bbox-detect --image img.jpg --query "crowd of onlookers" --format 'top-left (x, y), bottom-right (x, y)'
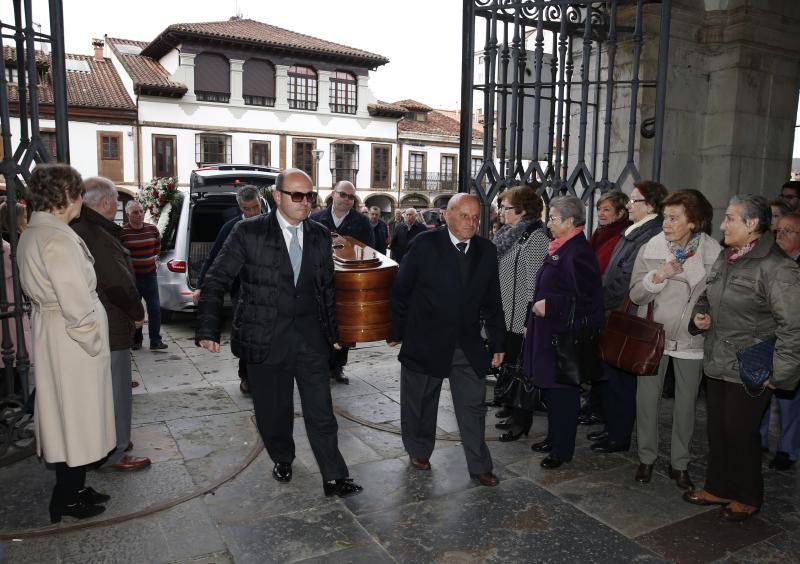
top-left (490, 180), bottom-right (800, 521)
top-left (3, 159), bottom-right (799, 525)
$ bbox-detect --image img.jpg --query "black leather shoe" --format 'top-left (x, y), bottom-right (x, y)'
top-left (323, 478), bottom-right (363, 498)
top-left (49, 498), bottom-right (106, 524)
top-left (77, 487), bottom-right (110, 505)
top-left (331, 367), bottom-right (349, 385)
top-left (590, 439), bottom-right (630, 453)
top-left (577, 413), bottom-right (603, 426)
top-left (531, 439), bottom-right (552, 453)
top-left (239, 379), bottom-right (251, 395)
top-left (495, 420), bottom-right (512, 430)
top-left (131, 341), bottom-right (142, 351)
top-left (635, 463), bottom-right (654, 483)
top-left (495, 408), bottom-right (513, 419)
top-left (499, 429), bottom-right (528, 442)
top-left (540, 455), bottom-right (568, 469)
top-left (150, 341), bottom-right (168, 350)
top-left (668, 465), bottom-right (695, 490)
top-left (769, 451), bottom-right (795, 471)
top-left (587, 430), bottom-right (608, 442)
top-left (272, 462), bottom-right (292, 483)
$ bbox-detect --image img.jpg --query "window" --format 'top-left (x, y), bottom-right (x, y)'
top-left (243, 58), bottom-right (275, 107)
top-left (371, 144), bottom-right (391, 189)
top-left (5, 66), bottom-right (18, 84)
top-left (330, 71), bottom-right (357, 114)
top-left (250, 141), bottom-right (270, 166)
top-left (97, 131), bottom-right (123, 181)
top-left (440, 155), bottom-right (457, 191)
top-left (287, 65), bottom-right (317, 111)
top-left (196, 134), bottom-right (231, 166)
top-left (153, 135), bottom-right (176, 178)
top-left (472, 158), bottom-right (486, 179)
top-left (194, 52), bottom-right (230, 103)
top-left (406, 111), bottom-right (427, 122)
top-left (292, 139), bottom-right (316, 182)
top-left (409, 152), bottom-right (426, 176)
top-left (40, 131), bottom-right (57, 160)
top-left (330, 142), bottom-right (359, 186)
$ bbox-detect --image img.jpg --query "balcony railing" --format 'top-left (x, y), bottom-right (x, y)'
top-left (403, 172), bottom-right (458, 192)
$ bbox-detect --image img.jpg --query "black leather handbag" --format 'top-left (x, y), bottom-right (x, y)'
top-left (497, 362), bottom-right (546, 412)
top-left (553, 300), bottom-right (602, 387)
top-left (737, 336), bottom-right (776, 396)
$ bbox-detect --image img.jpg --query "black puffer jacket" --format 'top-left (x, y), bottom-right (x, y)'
top-left (601, 216), bottom-right (662, 313)
top-left (195, 212), bottom-right (338, 363)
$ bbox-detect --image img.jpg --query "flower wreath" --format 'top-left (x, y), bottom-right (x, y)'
top-left (138, 177), bottom-right (179, 234)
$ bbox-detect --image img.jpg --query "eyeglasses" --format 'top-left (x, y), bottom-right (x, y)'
top-left (547, 215), bottom-right (564, 224)
top-left (501, 206), bottom-right (515, 212)
top-left (278, 189), bottom-right (318, 203)
top-left (775, 228), bottom-right (800, 236)
top-left (628, 198), bottom-right (646, 204)
top-left (335, 191), bottom-right (357, 201)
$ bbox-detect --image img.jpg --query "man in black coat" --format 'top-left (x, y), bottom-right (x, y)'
top-left (390, 208), bottom-right (426, 262)
top-left (310, 180), bottom-right (374, 385)
top-left (71, 177), bottom-right (150, 472)
top-left (368, 206), bottom-right (389, 255)
top-left (196, 169), bottom-right (362, 498)
top-left (193, 185), bottom-right (264, 394)
top-left (389, 194), bottom-right (506, 486)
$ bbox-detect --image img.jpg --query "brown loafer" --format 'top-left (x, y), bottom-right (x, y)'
top-left (108, 454), bottom-right (151, 472)
top-left (635, 463), bottom-right (654, 483)
top-left (471, 472), bottom-right (499, 487)
top-left (668, 465), bottom-right (695, 490)
top-left (721, 501), bottom-right (759, 522)
top-left (409, 456), bottom-right (431, 471)
top-left (683, 489), bottom-right (731, 506)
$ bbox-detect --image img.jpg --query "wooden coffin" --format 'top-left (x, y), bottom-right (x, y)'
top-left (331, 234), bottom-right (398, 343)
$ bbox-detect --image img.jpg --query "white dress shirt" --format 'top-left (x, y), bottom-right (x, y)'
top-left (448, 228), bottom-right (471, 254)
top-left (276, 209), bottom-right (304, 251)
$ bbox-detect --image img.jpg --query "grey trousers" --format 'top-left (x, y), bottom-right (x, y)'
top-left (401, 348), bottom-right (493, 475)
top-left (636, 355), bottom-right (703, 469)
top-left (103, 349), bottom-right (132, 466)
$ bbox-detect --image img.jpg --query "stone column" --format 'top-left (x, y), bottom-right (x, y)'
top-left (174, 52), bottom-right (196, 102)
top-left (229, 59), bottom-right (244, 106)
top-left (317, 70), bottom-right (331, 113)
top-left (356, 74), bottom-right (374, 118)
top-left (274, 65), bottom-right (289, 111)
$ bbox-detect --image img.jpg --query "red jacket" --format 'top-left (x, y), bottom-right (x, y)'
top-left (589, 219), bottom-right (632, 275)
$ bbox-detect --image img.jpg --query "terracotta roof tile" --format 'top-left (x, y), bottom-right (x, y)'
top-left (399, 107), bottom-right (483, 141)
top-left (4, 47), bottom-right (135, 110)
top-left (368, 100), bottom-right (406, 118)
top-left (106, 38), bottom-right (187, 96)
top-left (144, 17), bottom-right (389, 67)
top-left (393, 99), bottom-right (433, 113)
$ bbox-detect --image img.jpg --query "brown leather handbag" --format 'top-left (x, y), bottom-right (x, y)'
top-left (599, 296), bottom-right (664, 376)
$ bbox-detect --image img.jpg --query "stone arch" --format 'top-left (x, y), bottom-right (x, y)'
top-left (400, 193), bottom-right (430, 208)
top-left (432, 194), bottom-right (453, 209)
top-left (364, 193), bottom-right (396, 213)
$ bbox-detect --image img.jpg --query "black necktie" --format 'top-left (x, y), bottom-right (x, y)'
top-left (456, 242), bottom-right (467, 254)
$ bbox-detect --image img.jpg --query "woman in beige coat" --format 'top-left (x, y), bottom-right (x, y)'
top-left (17, 164), bottom-right (115, 523)
top-left (629, 190), bottom-right (720, 489)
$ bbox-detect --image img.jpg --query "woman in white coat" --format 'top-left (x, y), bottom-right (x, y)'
top-left (17, 164), bottom-right (115, 523)
top-left (628, 189), bottom-right (720, 489)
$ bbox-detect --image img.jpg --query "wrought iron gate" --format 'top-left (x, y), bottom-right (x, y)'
top-left (0, 0), bottom-right (69, 465)
top-left (458, 0), bottom-right (672, 234)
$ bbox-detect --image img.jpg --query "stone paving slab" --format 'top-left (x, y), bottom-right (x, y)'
top-left (357, 477), bottom-right (666, 563)
top-left (1, 317), bottom-right (795, 564)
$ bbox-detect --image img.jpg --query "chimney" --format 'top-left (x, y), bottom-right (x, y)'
top-left (92, 39), bottom-right (104, 62)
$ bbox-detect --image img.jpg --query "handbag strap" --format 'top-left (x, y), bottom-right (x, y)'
top-left (619, 295), bottom-right (654, 321)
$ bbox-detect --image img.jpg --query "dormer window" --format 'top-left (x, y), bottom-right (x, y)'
top-left (287, 65), bottom-right (317, 111)
top-left (406, 111), bottom-right (427, 122)
top-left (330, 71), bottom-right (357, 114)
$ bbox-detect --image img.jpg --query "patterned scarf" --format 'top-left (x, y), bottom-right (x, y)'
top-left (667, 233), bottom-right (701, 265)
top-left (725, 237), bottom-right (758, 265)
top-left (492, 218), bottom-right (541, 259)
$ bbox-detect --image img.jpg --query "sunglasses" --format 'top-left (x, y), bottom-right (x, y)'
top-left (278, 189), bottom-right (318, 203)
top-left (335, 191), bottom-right (357, 201)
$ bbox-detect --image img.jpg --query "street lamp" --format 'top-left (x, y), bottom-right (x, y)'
top-left (311, 149), bottom-right (324, 194)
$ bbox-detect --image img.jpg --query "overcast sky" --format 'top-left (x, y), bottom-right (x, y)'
top-left (0, 0), bottom-right (465, 109)
top-left (3, 0), bottom-right (800, 158)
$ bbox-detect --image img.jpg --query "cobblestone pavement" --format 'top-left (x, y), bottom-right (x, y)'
top-left (1, 315), bottom-right (798, 563)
